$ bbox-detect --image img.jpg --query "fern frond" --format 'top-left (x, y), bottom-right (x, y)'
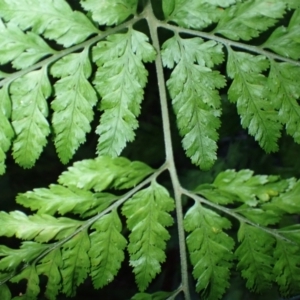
top-left (80, 0), bottom-right (138, 26)
top-left (0, 0), bottom-right (299, 298)
top-left (286, 0), bottom-right (300, 9)
top-left (279, 225), bottom-right (300, 245)
top-left (93, 29), bottom-right (156, 157)
top-left (0, 22), bottom-right (56, 69)
top-left (50, 48), bottom-right (98, 163)
top-left (11, 265), bottom-right (40, 299)
top-left (196, 169), bottom-right (288, 205)
top-left (10, 68), bottom-right (51, 168)
top-left (262, 9), bottom-right (300, 59)
top-left (122, 181), bottom-right (175, 291)
top-left (191, 170), bottom-right (300, 297)
top-left (0, 242), bottom-right (47, 272)
top-left (227, 49), bottom-right (282, 152)
top-left (215, 0), bottom-right (286, 40)
top-left (184, 201), bottom-right (234, 300)
top-left (0, 243), bottom-right (47, 298)
top-left (58, 156), bottom-right (153, 191)
top-left (162, 36), bottom-right (225, 170)
top-left (16, 184), bottom-right (118, 217)
top-left (0, 211), bottom-right (81, 242)
top-left (79, 193), bottom-right (120, 218)
top-left (267, 61), bottom-right (300, 143)
top-left (131, 290), bottom-right (174, 300)
top-left (162, 0), bottom-right (235, 29)
top-left (235, 223), bottom-right (274, 292)
top-left (0, 86), bottom-right (14, 175)
top-left (204, 0), bottom-right (236, 6)
top-left (0, 284), bottom-right (11, 299)
top-left (0, 156), bottom-right (155, 297)
top-left (195, 169), bottom-right (290, 225)
top-left (0, 0), bottom-right (98, 47)
top-left (89, 210), bottom-right (127, 289)
top-left (61, 230), bottom-right (90, 296)
top-left (273, 238), bottom-right (300, 297)
top-left (37, 248), bottom-right (62, 300)
top-left (264, 179), bottom-right (300, 214)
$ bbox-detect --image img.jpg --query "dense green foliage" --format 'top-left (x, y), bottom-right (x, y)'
top-left (0, 0), bottom-right (300, 299)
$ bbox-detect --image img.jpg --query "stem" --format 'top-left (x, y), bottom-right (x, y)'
top-left (145, 3), bottom-right (191, 299)
top-left (167, 285), bottom-right (183, 300)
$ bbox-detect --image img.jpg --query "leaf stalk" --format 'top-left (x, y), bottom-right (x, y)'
top-left (145, 2), bottom-right (191, 299)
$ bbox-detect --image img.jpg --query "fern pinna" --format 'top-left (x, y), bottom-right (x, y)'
top-left (0, 0), bottom-right (300, 299)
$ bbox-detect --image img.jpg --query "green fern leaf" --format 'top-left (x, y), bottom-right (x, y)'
top-left (236, 206), bottom-right (282, 226)
top-left (122, 182), bottom-right (175, 291)
top-left (267, 61), bottom-right (300, 143)
top-left (80, 193), bottom-right (119, 218)
top-left (162, 36), bottom-right (225, 170)
top-left (263, 9), bottom-right (300, 60)
top-left (16, 185), bottom-right (95, 215)
top-left (286, 0), bottom-right (300, 8)
top-left (11, 265), bottom-right (40, 299)
top-left (0, 211), bottom-right (81, 242)
top-left (196, 169), bottom-right (288, 206)
top-left (16, 184), bottom-right (118, 217)
top-left (184, 201), bottom-right (234, 300)
top-left (0, 0), bottom-right (98, 47)
top-left (163, 0), bottom-right (225, 29)
top-left (131, 290), bottom-right (174, 300)
top-left (162, 0), bottom-right (175, 18)
top-left (80, 0), bottom-right (138, 26)
top-left (0, 23), bottom-right (56, 69)
top-left (89, 210), bottom-right (127, 288)
top-left (58, 156), bottom-right (153, 191)
top-left (265, 179), bottom-right (300, 214)
top-left (10, 68), bottom-right (51, 168)
top-left (227, 49), bottom-right (282, 152)
top-left (92, 29), bottom-right (156, 157)
top-left (279, 225), bottom-right (300, 244)
top-left (205, 0), bottom-right (236, 5)
top-left (235, 223), bottom-right (274, 292)
top-left (0, 284), bottom-right (11, 300)
top-left (196, 169), bottom-right (289, 225)
top-left (61, 230), bottom-right (90, 296)
top-left (215, 0), bottom-right (286, 40)
top-left (37, 249), bottom-right (62, 300)
top-left (194, 184), bottom-right (235, 205)
top-left (273, 239), bottom-right (300, 297)
top-left (0, 242), bottom-right (47, 272)
top-left (50, 48), bottom-right (98, 163)
top-left (0, 86), bottom-right (14, 175)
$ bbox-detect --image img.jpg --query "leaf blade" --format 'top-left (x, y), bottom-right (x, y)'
top-left (0, 0), bottom-right (98, 47)
top-left (122, 182), bottom-right (175, 291)
top-left (11, 68), bottom-right (51, 168)
top-left (58, 156), bottom-right (153, 191)
top-left (80, 0), bottom-right (138, 26)
top-left (93, 29), bottom-right (156, 157)
top-left (227, 49), bottom-right (281, 152)
top-left (51, 48), bottom-right (98, 164)
top-left (89, 210), bottom-right (127, 289)
top-left (235, 223), bottom-right (275, 292)
top-left (162, 36), bottom-right (225, 170)
top-left (184, 201), bottom-right (234, 300)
